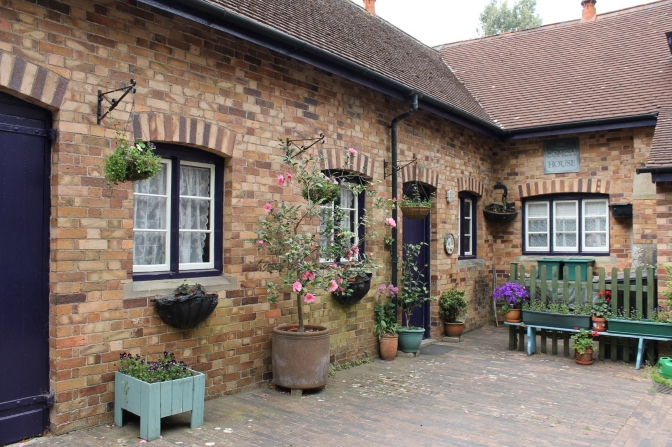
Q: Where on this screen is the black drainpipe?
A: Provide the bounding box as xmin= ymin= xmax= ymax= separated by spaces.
xmin=390 ymin=94 xmax=419 ymax=289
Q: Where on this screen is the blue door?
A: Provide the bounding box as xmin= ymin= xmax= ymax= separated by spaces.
xmin=0 ymin=92 xmax=52 ymax=445
xmin=402 ymin=183 xmax=432 ymax=338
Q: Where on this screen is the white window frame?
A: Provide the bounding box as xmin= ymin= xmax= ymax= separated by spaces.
xmin=133 ymin=159 xmax=172 ymax=273
xmin=525 ymin=201 xmax=550 ymax=252
xmin=462 ymin=197 xmax=473 ymax=256
xmin=553 ymin=200 xmax=578 ymax=252
xmin=179 ymin=161 xmax=216 ymax=271
xmin=319 ymin=183 xmax=360 ymax=263
xmin=582 ymin=199 xmax=609 ymax=253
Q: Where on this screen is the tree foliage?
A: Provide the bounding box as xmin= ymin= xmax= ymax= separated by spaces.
xmin=477 ymin=0 xmax=542 ymax=37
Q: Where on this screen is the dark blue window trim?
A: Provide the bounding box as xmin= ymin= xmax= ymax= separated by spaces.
xmin=133 ymin=144 xmax=224 ymax=282
xmin=522 ymin=193 xmax=609 ymax=256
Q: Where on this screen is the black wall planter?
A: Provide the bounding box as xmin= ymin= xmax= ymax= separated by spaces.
xmin=483 ymin=204 xmax=518 ymax=222
xmin=609 ymin=203 xmax=633 ymax=219
xmin=154 ymin=288 xmax=219 ymax=329
xmin=332 ymin=273 xmax=372 ymax=305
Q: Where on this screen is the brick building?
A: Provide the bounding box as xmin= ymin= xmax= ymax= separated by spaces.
xmin=1 ymin=0 xmax=671 ymax=441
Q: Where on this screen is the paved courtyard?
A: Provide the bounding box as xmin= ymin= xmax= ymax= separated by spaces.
xmin=11 ymin=326 xmax=672 ymax=447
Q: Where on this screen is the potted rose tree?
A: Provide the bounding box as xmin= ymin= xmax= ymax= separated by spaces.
xmin=255 ymin=140 xmax=392 ymax=392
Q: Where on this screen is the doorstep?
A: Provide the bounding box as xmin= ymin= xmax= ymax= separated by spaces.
xmin=396 ymin=338 xmax=437 ymax=358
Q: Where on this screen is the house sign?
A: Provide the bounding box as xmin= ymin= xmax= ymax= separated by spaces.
xmin=544 ymin=138 xmax=580 ymax=174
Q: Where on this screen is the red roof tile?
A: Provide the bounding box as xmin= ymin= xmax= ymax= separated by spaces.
xmin=438 ymin=0 xmax=672 ymax=131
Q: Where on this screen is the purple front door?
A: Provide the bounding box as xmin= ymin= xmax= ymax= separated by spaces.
xmin=0 ymin=92 xmax=52 ymax=445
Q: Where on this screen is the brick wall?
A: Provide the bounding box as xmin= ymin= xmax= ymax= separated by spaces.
xmin=0 ymin=0 xmax=498 ymax=434
xmin=491 ymin=128 xmax=655 ymax=281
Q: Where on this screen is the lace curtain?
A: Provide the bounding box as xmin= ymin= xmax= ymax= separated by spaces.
xmin=133 ymin=165 xmax=168 ymax=266
xmin=179 ymin=165 xmax=211 ymax=264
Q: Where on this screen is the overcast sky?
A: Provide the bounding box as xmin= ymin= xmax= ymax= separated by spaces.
xmin=352 ymin=0 xmax=660 ymax=46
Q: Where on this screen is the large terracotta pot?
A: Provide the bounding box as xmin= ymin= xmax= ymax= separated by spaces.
xmin=504 ymin=309 xmax=521 ymax=323
xmin=575 ymin=347 xmax=594 ymax=365
xmin=445 ymin=322 xmax=465 ymax=338
xmin=592 ymin=315 xmax=606 ymax=332
xmin=272 ymin=324 xmax=330 ymax=390
xmin=379 ymin=334 xmax=398 ymax=361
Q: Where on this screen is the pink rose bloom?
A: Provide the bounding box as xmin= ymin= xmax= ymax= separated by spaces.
xmin=348 ymin=148 xmax=357 ymax=155
xmin=351 ymin=244 xmax=359 ymax=254
xmin=287 ymin=173 xmax=292 ymax=181
xmin=257 ymin=240 xmax=267 ymax=248
xmin=277 ymin=174 xmax=286 ymax=186
xmin=329 ymin=263 xmax=338 ymax=269
xmin=378 ymin=284 xmax=387 ymax=293
xmin=327 ymin=280 xmax=339 ymax=293
xmin=304 ymin=293 xmax=316 ymax=304
xmin=333 ymin=179 xmax=339 ymax=184
xmin=337 ymin=287 xmax=345 ymax=293
xmin=336 ymin=277 xmax=343 ymax=284
xmin=387 ymin=285 xmax=398 ymax=296
xmin=264 ymin=203 xmax=273 ymax=213
xmin=293 ymin=281 xmax=302 ymax=292
xmin=392 ymin=197 xmax=397 ymax=202
xmin=302 ymin=271 xmax=316 ymax=281
xmin=385 ymin=217 xmax=397 ymax=228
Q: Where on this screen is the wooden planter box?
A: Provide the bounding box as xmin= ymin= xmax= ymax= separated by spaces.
xmin=114 ymin=371 xmax=205 ymax=441
xmin=522 ymin=310 xmax=592 ymax=330
xmin=606 ymin=319 xmax=672 ymax=337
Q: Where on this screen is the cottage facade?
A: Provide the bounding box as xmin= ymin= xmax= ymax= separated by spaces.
xmin=0 ymin=0 xmax=671 ymax=441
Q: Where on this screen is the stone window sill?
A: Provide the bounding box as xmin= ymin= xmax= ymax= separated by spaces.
xmin=123 ymin=276 xmax=238 ymax=299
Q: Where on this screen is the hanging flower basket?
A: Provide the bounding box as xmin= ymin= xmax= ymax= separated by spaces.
xmin=153 ymin=284 xmax=218 ymax=329
xmin=399 ymin=205 xmax=431 ymax=220
xmin=104 ymin=136 xmax=162 ymax=185
xmin=332 ymin=273 xmax=372 ymax=305
xmin=483 ymin=203 xmax=518 ymax=222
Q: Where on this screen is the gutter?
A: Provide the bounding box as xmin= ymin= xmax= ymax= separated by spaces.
xmin=390 ymin=95 xmax=419 ymax=290
xmin=138 ymin=0 xmax=659 ymax=142
xmin=137 ymin=0 xmax=502 ymax=136
xmin=636 ymin=166 xmax=672 ymax=174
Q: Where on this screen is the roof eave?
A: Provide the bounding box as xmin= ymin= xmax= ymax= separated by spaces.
xmin=138 ymin=0 xmax=503 ymax=138
xmin=504 ymin=114 xmax=658 ymax=140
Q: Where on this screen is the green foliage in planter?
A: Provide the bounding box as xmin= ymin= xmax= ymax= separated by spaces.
xmin=398 ymin=242 xmax=435 ymax=329
xmin=399 ymin=182 xmax=434 ymax=207
xmin=119 ymin=351 xmax=191 ymax=383
xmin=437 ymin=288 xmax=468 ymax=323
xmin=300 ymin=171 xmax=341 ymax=204
xmin=570 ymin=329 xmax=597 ymax=354
xmin=104 ymin=127 xmax=162 ymax=185
xmin=373 ymin=285 xmax=399 ymax=338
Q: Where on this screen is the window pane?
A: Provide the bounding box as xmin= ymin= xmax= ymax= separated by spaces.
xmin=340 ymin=187 xmax=355 ymax=209
xmin=134 ymin=196 xmax=167 ymax=230
xmin=586 ymin=233 xmax=607 ymax=248
xmin=556 ymin=233 xmax=577 ymax=248
xmin=529 ymin=219 xmax=547 ymax=232
xmin=179 ymin=232 xmax=209 ymax=263
xmin=180 ymin=165 xmax=211 ymax=197
xmin=555 ymin=202 xmax=576 ymax=217
xmin=528 ymin=203 xmax=547 ymax=217
xmin=134 ymin=232 xmax=166 ymax=265
xmin=463 ymin=236 xmax=471 ymax=253
xmin=180 ymin=198 xmax=210 ymax=230
xmin=585 ymin=201 xmax=606 ymax=215
xmin=135 ymin=164 xmax=167 ymax=195
xmin=529 ymin=234 xmax=548 ymax=247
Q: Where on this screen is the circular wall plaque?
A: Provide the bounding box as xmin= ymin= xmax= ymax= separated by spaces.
xmin=444 ymin=233 xmax=455 ymax=255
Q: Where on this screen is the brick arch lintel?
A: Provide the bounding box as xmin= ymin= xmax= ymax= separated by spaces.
xmin=400 ymin=163 xmax=439 ymax=189
xmin=316 ymin=147 xmax=376 ymax=179
xmin=0 ymin=51 xmax=69 ymax=110
xmin=457 ymin=177 xmax=484 ymax=197
xmin=517 ymin=178 xmax=611 ymax=199
xmin=133 ymin=113 xmax=237 ymax=158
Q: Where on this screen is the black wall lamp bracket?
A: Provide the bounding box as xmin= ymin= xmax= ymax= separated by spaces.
xmin=97 ymin=79 xmax=136 ymax=124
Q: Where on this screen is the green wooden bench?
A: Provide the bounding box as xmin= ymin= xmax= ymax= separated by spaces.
xmin=505 ymin=322 xmax=671 ymax=369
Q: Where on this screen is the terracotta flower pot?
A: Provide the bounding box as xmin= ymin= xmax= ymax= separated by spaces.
xmin=592 ymin=315 xmax=607 ymax=332
xmin=575 ymin=347 xmax=594 ymax=365
xmin=272 ymin=324 xmax=330 ymax=390
xmin=504 ymin=308 xmax=521 ymax=323
xmin=379 ymin=334 xmax=398 ymax=361
xmin=445 ymin=322 xmax=465 ymax=338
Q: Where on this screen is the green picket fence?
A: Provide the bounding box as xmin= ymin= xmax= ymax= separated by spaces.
xmin=507 ymin=262 xmax=658 ymax=363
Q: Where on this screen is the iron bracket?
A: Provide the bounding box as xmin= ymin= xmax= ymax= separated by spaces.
xmin=383 ymin=155 xmax=417 ymax=179
xmin=97 ymin=79 xmax=136 ymax=124
xmin=287 ymin=133 xmax=325 ymax=158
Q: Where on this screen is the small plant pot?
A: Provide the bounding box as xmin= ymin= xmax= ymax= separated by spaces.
xmin=504 ymin=309 xmax=522 ymax=323
xmin=379 ymin=334 xmax=398 ymax=361
xmin=592 ymin=315 xmax=607 ymax=332
xmin=575 ymin=347 xmax=594 ymax=365
xmin=399 ymin=205 xmax=430 ymax=220
xmin=444 ymin=322 xmax=465 ymax=338
xmin=332 ymin=274 xmax=372 ymax=305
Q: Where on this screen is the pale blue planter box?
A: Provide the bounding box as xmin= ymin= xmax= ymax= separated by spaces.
xmin=114 ymin=371 xmax=205 ymax=441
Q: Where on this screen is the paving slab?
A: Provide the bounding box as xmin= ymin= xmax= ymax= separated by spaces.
xmin=9 ymin=326 xmax=672 ymax=447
